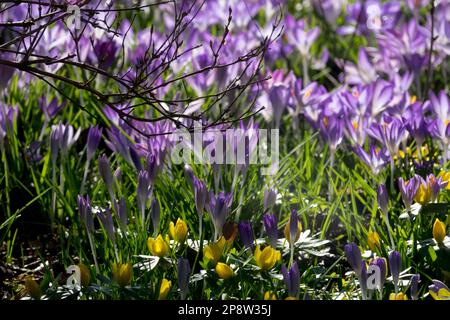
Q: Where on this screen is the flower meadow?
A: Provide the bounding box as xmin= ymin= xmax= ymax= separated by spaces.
xmin=1 ymin=0 xmax=450 ymax=302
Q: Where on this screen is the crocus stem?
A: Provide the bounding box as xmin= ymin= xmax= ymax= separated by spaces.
xmin=289 ymin=244 xmax=294 ymax=268
xmin=58 ymin=160 xmax=64 ymax=221
xmin=328 ymin=149 xmax=335 ymax=201
xmin=51 ymin=162 xmax=57 ymax=229
xmin=384 ymin=214 xmax=395 ymax=250
xmin=198 ymin=217 xmax=203 ymax=246
xmin=191 ymin=218 xmax=203 ymax=276
xmin=443 ymin=143 xmax=448 ymax=169
xmin=302 ymin=56 xmax=310 ymax=85
xmin=87 ymin=231 xmax=99 ymax=274
xmin=358 ymin=275 xmax=367 ymax=300
xmin=1 ymin=143 xmax=11 ymax=219
xmin=114 ymin=243 xmax=120 ymax=263
xmin=390 ymin=157 xmax=395 ymax=192
xmin=80 ymin=159 xmax=90 ymax=194
xmin=38 ymin=120 xmax=48 ymax=142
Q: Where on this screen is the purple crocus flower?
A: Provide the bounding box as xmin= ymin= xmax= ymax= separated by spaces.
xmin=263 ymin=187 xmax=277 ymax=212
xmin=319 ymin=115 xmax=344 ymax=153
xmin=428 ymin=90 xmax=450 ymax=159
xmin=360 ymin=262 xmax=368 ymax=300
xmin=86 ymin=126 xmax=102 ymax=163
xmin=353 ymin=144 xmax=389 ymax=176
xmin=60 ymin=123 xmax=81 ymax=157
xmin=238 ymin=221 xmax=254 ymax=249
xmin=344 ymin=243 xmax=364 ymax=277
xmin=0 ymin=52 xmax=15 ymax=88
xmin=114 ymin=197 xmax=128 ymax=233
xmin=77 ymin=194 xmax=94 ymax=233
xmin=263 ymin=214 xmax=278 ymax=248
xmin=93 ymin=39 xmax=118 ymax=70
xmin=0 ymin=104 xmax=18 ymax=147
xmin=98 ymin=208 xmax=115 ymax=244
xmin=193 ymin=177 xmax=208 ymax=218
xmin=369 ymin=257 xmax=387 ymax=292
xmin=268 ymin=83 xmax=290 ymax=128
xmin=337 ymin=1 xmax=400 ymax=36
xmin=150 ymin=198 xmax=160 ymax=235
xmin=281 ymin=262 xmax=300 ymax=298
xmin=429 ymin=280 xmax=450 ymax=299
xmin=137 ymin=170 xmax=151 ymax=222
xmin=406 ymin=0 xmax=429 ymax=13
xmin=398 ymin=176 xmax=420 ymax=210
xmin=50 ymin=125 xmax=63 ymax=165
xmin=184 ymin=164 xmax=194 ymax=189
xmin=285 ymin=16 xmax=320 ymax=58
xmin=389 ymin=251 xmax=402 ymax=293
xmin=369 ymin=115 xmax=407 ymax=157
xmin=39 ymin=96 xmax=66 ymax=121
xmin=344 ymin=48 xmax=378 ymax=85
xmin=177 ymin=258 xmax=191 ymax=300
xmin=146 ymin=154 xmax=160 ymax=184
xmin=403 ymin=102 xmax=428 ymax=148
xmin=426 ymin=174 xmax=448 ymax=202
xmin=376 ymin=183 xmax=389 ymax=216
xmin=410 ymin=274 xmax=420 ymax=300
xmin=205 ymin=191 xmax=233 ymax=240
xmin=98 ymin=154 xmax=115 ymax=202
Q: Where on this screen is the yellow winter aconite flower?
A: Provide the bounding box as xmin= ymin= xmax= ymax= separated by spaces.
xmin=263 ymin=291 xmax=277 ymax=300
xmin=368 ymin=231 xmax=381 ymax=251
xmin=254 ymin=245 xmax=281 ymax=271
xmin=433 ymin=218 xmax=446 ymax=245
xmin=169 ymin=218 xmax=188 ymax=242
xmin=158 ymin=279 xmax=171 ymax=300
xmin=285 ymin=296 xmax=298 ymax=300
xmin=78 ymin=263 xmax=91 ymax=287
xmin=215 ymin=262 xmax=234 ymax=279
xmin=430 ymin=288 xmax=450 ymax=300
xmin=414 ymin=183 xmax=432 ymax=205
xmin=284 ymin=220 xmax=302 ymax=243
xmin=147 ymin=234 xmax=170 ymax=257
xmin=24 ymin=277 xmax=41 ymax=300
xmin=112 ymin=263 xmax=132 ymax=287
xmin=438 ymin=171 xmax=450 ymax=190
xmin=204 ymin=237 xmax=227 ymax=265
xmin=389 ymin=293 xmax=408 ymax=300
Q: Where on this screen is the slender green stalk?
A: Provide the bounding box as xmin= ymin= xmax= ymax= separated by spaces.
xmin=383 ymin=214 xmax=395 ymax=250
xmin=87 ymin=231 xmax=99 ymax=273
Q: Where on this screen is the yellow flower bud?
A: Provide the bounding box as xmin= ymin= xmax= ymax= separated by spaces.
xmin=414 ymin=183 xmax=432 ymax=205
xmin=215 ymin=262 xmax=234 ymax=279
xmin=263 ymin=291 xmax=277 ymax=300
xmin=158 ymin=278 xmax=171 ymax=300
xmin=433 ymin=218 xmax=446 ymax=245
xmin=254 ymin=245 xmax=281 ymax=271
xmin=285 ymin=296 xmax=298 ymax=300
xmin=169 ymin=218 xmax=188 ymax=242
xmin=78 ymin=263 xmax=91 ymax=287
xmin=284 ymin=220 xmax=302 ymax=244
xmin=147 ymin=234 xmax=170 ymax=257
xmin=24 ymin=277 xmax=41 ymax=300
xmin=389 ymin=292 xmax=408 ymax=300
xmin=368 ymin=231 xmax=381 ymax=251
xmin=222 ymin=221 xmax=238 ymax=244
xmin=204 ymin=240 xmax=225 ymax=265
xmin=112 ymin=263 xmax=132 ymax=287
